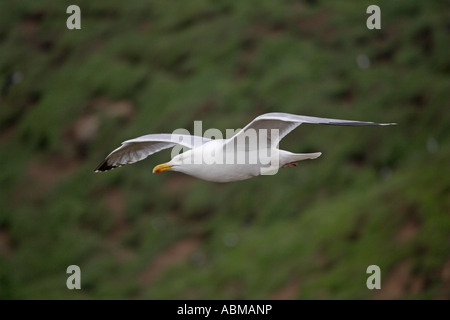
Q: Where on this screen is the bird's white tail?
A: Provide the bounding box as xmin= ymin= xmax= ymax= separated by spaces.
xmin=292 ymin=152 xmax=322 ymax=161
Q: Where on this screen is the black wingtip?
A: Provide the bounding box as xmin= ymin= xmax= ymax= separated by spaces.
xmin=94 ymin=160 xmax=116 ymax=173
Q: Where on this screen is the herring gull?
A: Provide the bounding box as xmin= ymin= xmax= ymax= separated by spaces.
xmin=95 ymin=113 xmax=395 ymax=182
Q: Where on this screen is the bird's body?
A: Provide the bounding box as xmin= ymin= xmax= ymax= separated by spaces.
xmin=164 ymin=139 xmax=321 ymax=182
xmin=95 ymin=112 xmax=395 ymax=182
xmin=170 ymin=139 xmax=260 ymax=182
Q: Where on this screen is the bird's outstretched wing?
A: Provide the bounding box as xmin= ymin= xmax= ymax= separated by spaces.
xmin=95 ymin=134 xmax=211 ymax=172
xmin=226 ymin=112 xmax=396 ymax=150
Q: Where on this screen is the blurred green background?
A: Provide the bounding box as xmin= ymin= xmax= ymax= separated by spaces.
xmin=0 ymin=0 xmax=449 ymax=299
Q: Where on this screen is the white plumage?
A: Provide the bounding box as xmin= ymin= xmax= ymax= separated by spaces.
xmin=95 ymin=112 xmax=395 ymax=182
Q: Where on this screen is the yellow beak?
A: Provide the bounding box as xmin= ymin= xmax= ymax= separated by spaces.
xmin=153 ymin=162 xmax=173 ymax=173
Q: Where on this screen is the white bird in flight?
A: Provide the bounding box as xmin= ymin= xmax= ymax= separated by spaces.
xmin=95 ymin=113 xmax=395 ymax=182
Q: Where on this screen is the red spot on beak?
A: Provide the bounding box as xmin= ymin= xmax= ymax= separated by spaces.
xmin=155 ymin=169 xmax=161 ymax=173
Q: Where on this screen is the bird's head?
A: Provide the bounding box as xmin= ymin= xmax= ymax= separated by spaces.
xmin=152 ymin=151 xmax=193 ymax=174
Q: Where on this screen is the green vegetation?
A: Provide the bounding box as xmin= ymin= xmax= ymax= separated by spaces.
xmin=0 ymin=0 xmax=448 ymax=299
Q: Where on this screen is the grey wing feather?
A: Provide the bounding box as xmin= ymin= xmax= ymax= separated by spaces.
xmin=226 ymin=112 xmax=396 ymax=150
xmin=95 ymin=134 xmax=211 ymax=172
